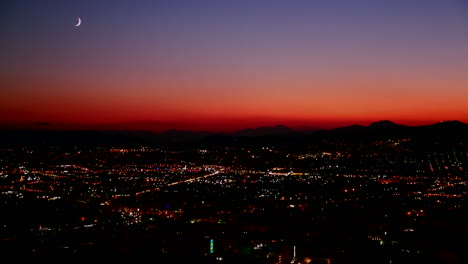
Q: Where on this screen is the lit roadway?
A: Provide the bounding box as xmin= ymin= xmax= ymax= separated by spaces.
xmin=167 ymin=170 xmax=221 ymax=186
xmin=134 ymin=170 xmax=222 ymax=196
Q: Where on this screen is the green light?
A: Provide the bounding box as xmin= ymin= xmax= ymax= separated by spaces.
xmin=210 ymin=239 xmax=214 ymax=253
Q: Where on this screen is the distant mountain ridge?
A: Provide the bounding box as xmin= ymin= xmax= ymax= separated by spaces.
xmin=232 ymin=125 xmax=296 ymax=137
xmin=368 ymin=120 xmax=409 ymax=129
xmin=0 ymin=120 xmax=467 ymax=145
xmin=316 ymin=120 xmax=411 ymax=137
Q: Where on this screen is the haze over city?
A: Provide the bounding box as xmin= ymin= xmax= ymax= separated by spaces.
xmin=2 ymin=0 xmax=468 ymax=132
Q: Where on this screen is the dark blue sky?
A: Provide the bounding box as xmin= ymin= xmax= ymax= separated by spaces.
xmin=2 ymin=0 xmax=468 ymax=131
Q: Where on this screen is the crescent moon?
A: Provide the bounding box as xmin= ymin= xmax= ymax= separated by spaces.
xmin=75 ymin=17 xmax=81 ymax=27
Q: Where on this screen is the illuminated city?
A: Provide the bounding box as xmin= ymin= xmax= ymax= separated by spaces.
xmin=2 ymin=1 xmax=468 ymax=263
xmin=0 ymin=122 xmax=467 ymax=263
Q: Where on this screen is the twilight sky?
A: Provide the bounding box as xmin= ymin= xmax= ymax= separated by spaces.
xmin=2 ymin=0 xmax=468 ymax=132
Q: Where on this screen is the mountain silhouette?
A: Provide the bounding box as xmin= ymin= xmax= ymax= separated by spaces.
xmin=157 ymin=129 xmax=220 ymax=142
xmin=1 ymin=120 xmax=467 ymax=146
xmin=368 ymin=120 xmax=409 ymax=129
xmin=232 ymin=125 xmax=296 ymax=137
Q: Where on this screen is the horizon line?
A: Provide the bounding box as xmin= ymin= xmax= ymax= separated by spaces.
xmin=0 ymin=119 xmax=465 ymax=133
